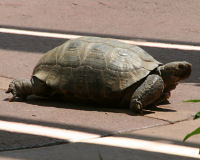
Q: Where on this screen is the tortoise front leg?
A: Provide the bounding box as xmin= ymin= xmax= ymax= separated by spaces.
xmin=129 ymin=74 xmax=164 ymax=113
xmin=155 ymin=83 xmax=178 ymax=104
xmin=154 ymin=92 xmax=170 ymax=104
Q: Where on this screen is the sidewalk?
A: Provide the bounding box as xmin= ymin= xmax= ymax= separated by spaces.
xmin=0 ymin=0 xmax=200 ymax=159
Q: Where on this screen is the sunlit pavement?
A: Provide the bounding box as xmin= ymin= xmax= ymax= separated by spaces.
xmin=0 ymin=0 xmax=200 ymax=159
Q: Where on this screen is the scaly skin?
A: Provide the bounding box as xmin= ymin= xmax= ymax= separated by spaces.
xmin=6 ymin=79 xmax=33 ymax=101
xmin=6 ymin=77 xmax=50 ymax=101
xmin=129 ymin=61 xmax=192 ymax=113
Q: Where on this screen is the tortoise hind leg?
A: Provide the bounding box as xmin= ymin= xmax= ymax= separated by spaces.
xmin=129 ymin=74 xmax=164 ymax=113
xmin=6 ymin=76 xmax=52 ymax=101
xmin=6 ymin=79 xmax=33 ymax=101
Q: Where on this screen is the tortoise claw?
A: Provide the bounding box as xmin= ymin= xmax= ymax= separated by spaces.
xmin=8 ymin=96 xmax=15 ymax=102
xmin=6 ymin=81 xmax=18 ymax=101
xmin=5 ymin=88 xmax=12 ymax=94
xmin=130 ymin=99 xmax=143 ymax=114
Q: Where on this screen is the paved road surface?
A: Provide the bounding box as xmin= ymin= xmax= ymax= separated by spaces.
xmin=0 ymin=0 xmax=200 ymax=159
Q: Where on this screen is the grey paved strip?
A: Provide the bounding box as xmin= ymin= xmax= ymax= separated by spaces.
xmin=1 ymin=28 xmax=200 ymax=51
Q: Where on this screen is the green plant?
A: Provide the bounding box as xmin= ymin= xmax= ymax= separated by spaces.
xmin=183 ymin=100 xmax=200 ymax=153
xmin=184 ymin=100 xmax=200 ymax=103
xmin=183 ymin=112 xmax=200 ymax=141
xmin=98 ymin=152 xmax=103 ymax=160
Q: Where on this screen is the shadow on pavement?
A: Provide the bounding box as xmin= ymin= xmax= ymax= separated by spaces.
xmin=3 ymin=96 xmax=176 ymax=116
xmin=194 ymin=83 xmax=200 ymax=87
xmin=0 ymin=130 xmax=65 ymax=152
xmin=0 ymin=141 xmax=198 ymax=160
xmin=0 ymin=32 xmax=66 ymax=53
xmin=0 ymin=115 xmax=198 ymax=160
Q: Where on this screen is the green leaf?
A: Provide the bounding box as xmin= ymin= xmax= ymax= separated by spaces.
xmin=194 ymin=112 xmax=200 ymax=120
xmin=98 ymin=153 xmax=103 ymax=160
xmin=183 ymin=127 xmax=200 ymax=141
xmin=184 ymin=99 xmax=200 ymax=103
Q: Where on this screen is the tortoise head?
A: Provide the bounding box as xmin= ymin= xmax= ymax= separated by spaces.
xmin=158 ymin=61 xmax=192 ymax=84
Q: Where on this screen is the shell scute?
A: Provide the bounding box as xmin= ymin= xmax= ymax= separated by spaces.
xmin=33 ymin=37 xmax=161 ymax=93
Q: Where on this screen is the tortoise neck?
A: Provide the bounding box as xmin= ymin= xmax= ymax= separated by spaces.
xmin=157 ymin=66 xmax=173 ymax=85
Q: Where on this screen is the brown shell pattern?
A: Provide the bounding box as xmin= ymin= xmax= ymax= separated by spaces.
xmin=33 ymin=37 xmax=161 ymax=98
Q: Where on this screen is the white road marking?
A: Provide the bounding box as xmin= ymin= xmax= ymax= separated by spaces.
xmin=1 ymin=27 xmax=200 ymax=51
xmin=0 ymin=120 xmax=199 ymax=158
xmin=0 ymin=120 xmax=100 ymax=142
xmin=0 ymin=28 xmax=80 ymax=39
xmin=83 ymin=136 xmax=200 ymax=158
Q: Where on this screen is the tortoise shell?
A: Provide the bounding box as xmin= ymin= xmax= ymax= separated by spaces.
xmin=32 ymin=37 xmax=161 ymax=99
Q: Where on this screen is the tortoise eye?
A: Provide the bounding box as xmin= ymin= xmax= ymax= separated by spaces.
xmin=178 ymin=64 xmax=184 ymax=69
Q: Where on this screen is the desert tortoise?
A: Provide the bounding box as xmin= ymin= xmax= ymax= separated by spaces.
xmin=6 ymin=36 xmax=192 ymax=113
